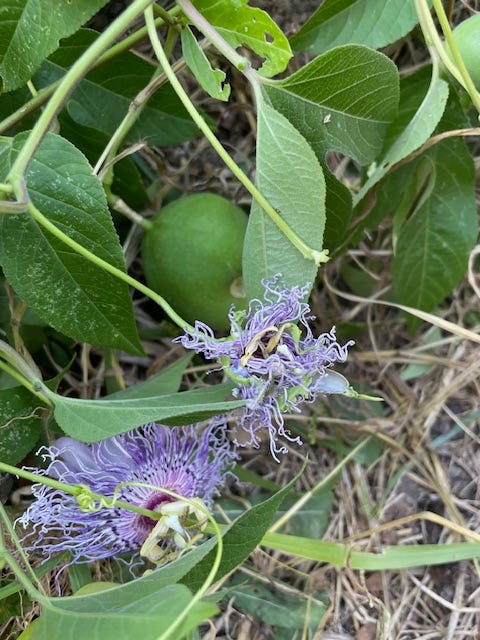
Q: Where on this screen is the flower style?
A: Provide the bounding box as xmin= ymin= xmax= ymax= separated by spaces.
xmin=175 ymin=277 xmax=354 ymax=461
xmin=18 ymin=421 xmax=235 ymax=565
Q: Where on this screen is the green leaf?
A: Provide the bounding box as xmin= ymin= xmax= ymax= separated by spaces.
xmin=221 ymin=491 xmax=333 ymax=539
xmin=290 ymin=0 xmax=425 ymax=54
xmin=193 ymin=0 xmax=292 ymax=77
xmin=180 ymin=465 xmax=304 ymax=592
xmin=0 ymin=386 xmax=42 ymax=465
xmin=353 ymin=65 xmax=448 ymax=205
xmin=46 ymin=382 xmax=244 ymax=441
xmin=181 ymin=27 xmax=230 ymax=101
xmin=264 ymin=532 xmax=480 ymax=570
xmin=57 ymin=109 xmax=150 ymax=211
xmin=323 ymin=170 xmax=352 ymax=251
xmin=106 ymin=355 xmax=193 ymax=400
xmin=34 ymin=30 xmax=201 ymax=147
xmin=230 ymin=582 xmax=328 ymax=631
xmin=0 ymin=132 xmax=143 ymax=355
xmin=34 ymin=584 xmax=216 ymax=640
xmin=266 ymin=45 xmax=399 ymax=166
xmin=0 ymin=0 xmax=108 ymax=93
xmin=242 ymin=97 xmax=325 ymax=299
xmin=392 ymin=136 xmax=477 ymax=314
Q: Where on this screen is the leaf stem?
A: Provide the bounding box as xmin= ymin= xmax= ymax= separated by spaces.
xmin=26 ymin=202 xmax=194 ymax=330
xmin=0 ymin=358 xmax=50 ymax=405
xmin=0 ymin=339 xmax=52 ymax=404
xmin=146 ymin=5 xmax=322 ymax=265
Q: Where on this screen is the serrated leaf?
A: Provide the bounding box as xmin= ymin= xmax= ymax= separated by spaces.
xmin=266 ymin=45 xmax=399 ymax=166
xmin=0 ymin=132 xmax=143 ymax=355
xmin=34 ymin=584 xmax=216 ymax=640
xmin=46 ymin=382 xmax=244 ymax=441
xmin=393 ymin=136 xmax=477 ymax=314
xmin=291 ymin=0 xmax=426 ymax=54
xmin=243 ymin=97 xmax=325 ymax=299
xmin=33 ymin=30 xmax=200 ymax=147
xmin=192 ymin=0 xmax=292 ymax=77
xmin=181 ymin=27 xmax=230 ymax=101
xmin=0 ymin=0 xmax=108 ymax=92
xmin=0 ymin=386 xmax=42 ymax=465
xmin=180 ymin=465 xmax=304 ymax=592
xmin=354 ymin=65 xmax=448 ymax=205
xmin=221 ymin=491 xmax=333 ymax=539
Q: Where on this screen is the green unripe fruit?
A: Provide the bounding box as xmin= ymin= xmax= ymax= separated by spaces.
xmin=449 ymin=14 xmax=480 ymax=88
xmin=142 ymin=193 xmax=248 ymax=331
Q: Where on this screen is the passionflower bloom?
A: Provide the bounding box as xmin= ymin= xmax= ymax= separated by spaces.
xmin=18 ymin=421 xmax=235 ymax=565
xmin=175 ymin=277 xmax=354 ymax=461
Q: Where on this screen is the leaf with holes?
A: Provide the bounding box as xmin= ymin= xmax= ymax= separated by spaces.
xmin=193 ymin=0 xmax=292 ymax=77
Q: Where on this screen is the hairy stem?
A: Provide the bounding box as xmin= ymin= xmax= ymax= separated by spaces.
xmin=146 ymin=5 xmax=321 ymax=264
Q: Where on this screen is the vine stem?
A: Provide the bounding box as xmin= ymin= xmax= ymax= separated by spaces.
xmin=27 ymin=202 xmax=194 ymax=331
xmin=145 ymin=5 xmax=322 ymax=265
xmin=0 ymin=461 xmax=162 ymax=521
xmin=430 ymin=0 xmax=480 ymax=115
xmin=415 ymin=0 xmax=480 ymax=115
xmin=0 ymin=338 xmax=52 ymax=403
xmin=5 ymin=0 xmax=156 ymax=197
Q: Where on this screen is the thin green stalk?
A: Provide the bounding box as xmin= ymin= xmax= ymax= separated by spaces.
xmin=0 ymin=462 xmax=161 ymax=521
xmin=95 ymin=56 xmax=188 ymax=183
xmin=0 ymin=339 xmax=51 ymax=403
xmin=0 ymin=358 xmax=50 ymax=405
xmin=431 ymin=0 xmax=480 ymax=114
xmin=0 ymin=551 xmax=65 ymax=601
xmin=414 ymin=0 xmax=463 ymax=83
xmin=145 ymin=6 xmax=322 ymax=265
xmin=27 ymin=202 xmax=193 ymax=330
xmin=0 ymin=547 xmax=45 ymax=601
xmin=0 ymin=502 xmax=47 ymax=596
xmin=6 ymin=0 xmax=156 ymax=197
xmin=415 ymin=0 xmax=480 ymax=115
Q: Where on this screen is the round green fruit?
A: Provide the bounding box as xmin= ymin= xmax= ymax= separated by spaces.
xmin=450 ymin=14 xmax=480 ymax=88
xmin=142 ymin=193 xmax=248 ymax=331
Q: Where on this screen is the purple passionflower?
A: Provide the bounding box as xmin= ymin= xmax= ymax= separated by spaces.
xmin=175 ymin=277 xmax=354 ymax=461
xmin=18 ymin=421 xmax=235 ymax=565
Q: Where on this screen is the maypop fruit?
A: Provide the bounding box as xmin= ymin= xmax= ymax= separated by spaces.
xmin=142 ymin=193 xmax=248 ymax=331
xmin=448 ymin=14 xmax=480 ymax=88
